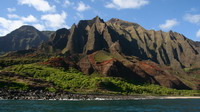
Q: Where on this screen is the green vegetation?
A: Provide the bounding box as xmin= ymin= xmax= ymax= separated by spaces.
xmin=0 ymin=59 xmax=41 ymax=68
xmin=0 ymin=81 xmax=29 ymax=91
xmin=2 ymin=63 xmax=200 ymax=96
xmin=46 ymin=87 xmax=57 ymax=92
xmin=183 ymin=67 xmax=200 ymax=80
xmin=94 ymin=51 xmax=113 ymax=63
xmin=184 ymin=67 xmax=200 ymax=73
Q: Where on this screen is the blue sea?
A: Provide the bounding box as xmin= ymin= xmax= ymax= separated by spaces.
xmin=0 ymin=99 xmax=200 ymax=112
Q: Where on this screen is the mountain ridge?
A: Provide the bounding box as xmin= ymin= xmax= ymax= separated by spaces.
xmin=38 ymin=17 xmax=200 ymax=69
xmin=0 ymin=25 xmax=49 ymax=53
xmin=1 ymin=16 xmax=200 ymax=69
xmin=1 ymin=16 xmax=200 ymax=90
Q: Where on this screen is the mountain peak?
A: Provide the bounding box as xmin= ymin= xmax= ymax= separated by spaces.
xmin=108 ymin=18 xmax=121 ymax=22
xmin=77 ymin=16 xmax=105 ymax=28
xmin=11 ymin=25 xmax=40 ymax=34
xmin=0 ymin=25 xmax=48 ymax=52
xmin=6 ymin=25 xmax=40 ymax=37
xmin=19 ymin=25 xmax=37 ymax=30
xmin=107 ymin=18 xmax=140 ymax=28
xmin=92 ymin=16 xmax=104 ymax=23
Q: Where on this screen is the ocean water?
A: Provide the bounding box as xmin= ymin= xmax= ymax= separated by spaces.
xmin=0 ymin=99 xmax=200 ymax=112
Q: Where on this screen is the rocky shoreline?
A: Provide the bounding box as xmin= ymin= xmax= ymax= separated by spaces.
xmin=1 ymin=89 xmax=200 ymax=100
xmin=0 ymin=89 xmax=155 ymax=100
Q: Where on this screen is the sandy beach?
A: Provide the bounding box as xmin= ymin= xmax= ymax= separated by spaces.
xmin=158 ymin=96 xmax=200 ymax=99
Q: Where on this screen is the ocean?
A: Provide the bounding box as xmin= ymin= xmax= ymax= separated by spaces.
xmin=0 ymin=99 xmax=200 ymax=112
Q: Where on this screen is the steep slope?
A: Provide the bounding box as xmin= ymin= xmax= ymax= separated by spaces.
xmin=40 ymin=28 xmax=70 ymax=53
xmin=0 ymin=25 xmax=49 ymax=52
xmin=106 ymin=18 xmax=200 ymax=69
xmin=78 ymin=51 xmax=190 ymax=89
xmin=2 ymin=16 xmax=200 ymax=92
xmin=42 ymin=16 xmax=200 ymax=69
xmin=41 ymin=31 xmax=55 ymax=38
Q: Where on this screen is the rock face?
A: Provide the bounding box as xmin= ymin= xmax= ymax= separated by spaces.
xmin=40 ymin=28 xmax=70 ymax=53
xmin=0 ymin=16 xmax=198 ymax=90
xmin=78 ymin=51 xmax=190 ymax=90
xmin=41 ymin=57 xmax=79 ymax=70
xmin=132 ymin=61 xmax=190 ymax=89
xmin=0 ymin=25 xmax=49 ymax=52
xmin=42 ymin=16 xmax=200 ymax=69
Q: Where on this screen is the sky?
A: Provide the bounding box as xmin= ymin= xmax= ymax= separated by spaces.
xmin=0 ymin=0 xmax=200 ymax=41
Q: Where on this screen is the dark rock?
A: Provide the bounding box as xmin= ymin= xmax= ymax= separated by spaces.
xmin=41 ymin=57 xmax=79 ymax=70
xmin=41 ymin=16 xmax=200 ymax=69
xmin=78 ymin=51 xmax=190 ymax=89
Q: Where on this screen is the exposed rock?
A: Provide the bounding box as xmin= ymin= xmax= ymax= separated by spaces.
xmin=78 ymin=51 xmax=190 ymax=89
xmin=41 ymin=57 xmax=79 ymax=70
xmin=0 ymin=16 xmax=198 ymax=90
xmin=41 ymin=31 xmax=55 ymax=37
xmin=39 ymin=28 xmax=69 ymax=53
xmin=41 ymin=17 xmax=200 ymax=69
xmin=78 ymin=55 xmax=95 ymax=75
xmin=132 ymin=61 xmax=191 ymax=89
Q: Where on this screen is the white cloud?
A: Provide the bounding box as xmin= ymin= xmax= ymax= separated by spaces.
xmin=64 ymin=0 xmax=71 ymax=6
xmin=21 ymin=15 xmax=37 ymax=23
xmin=0 ymin=14 xmax=38 ymax=36
xmin=18 ymin=0 xmax=56 ymax=12
xmin=7 ymin=8 xmax=16 ymax=12
xmin=7 ymin=14 xmax=20 ymax=19
xmin=33 ymin=24 xmax=45 ymax=31
xmin=62 ymin=0 xmax=74 ymax=8
xmin=196 ymin=29 xmax=200 ymax=38
xmin=159 ymin=19 xmax=178 ymax=30
xmin=184 ymin=13 xmax=200 ymax=25
xmin=0 ymin=17 xmax=24 ymax=36
xmin=105 ymin=0 xmax=149 ymax=10
xmin=41 ymin=11 xmax=68 ymax=29
xmin=7 ymin=14 xmax=37 ymax=23
xmin=76 ymin=1 xmax=90 ymax=12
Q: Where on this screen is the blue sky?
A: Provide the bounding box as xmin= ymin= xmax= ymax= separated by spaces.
xmin=0 ymin=0 xmax=200 ymax=41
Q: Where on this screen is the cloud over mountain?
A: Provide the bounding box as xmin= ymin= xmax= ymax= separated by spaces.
xmin=159 ymin=19 xmax=178 ymax=30
xmin=196 ymin=29 xmax=200 ymax=38
xmin=18 ymin=0 xmax=56 ymax=12
xmin=184 ymin=13 xmax=200 ymax=25
xmin=105 ymin=0 xmax=149 ymax=9
xmin=41 ymin=11 xmax=68 ymax=29
xmin=76 ymin=1 xmax=91 ymax=12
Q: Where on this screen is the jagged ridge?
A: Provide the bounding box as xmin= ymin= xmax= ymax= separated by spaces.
xmin=41 ymin=16 xmax=200 ymax=69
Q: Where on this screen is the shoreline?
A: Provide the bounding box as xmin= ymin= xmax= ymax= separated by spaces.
xmin=158 ymin=96 xmax=200 ymax=99
xmin=1 ymin=96 xmax=200 ymax=101
xmin=1 ymin=89 xmax=200 ymax=100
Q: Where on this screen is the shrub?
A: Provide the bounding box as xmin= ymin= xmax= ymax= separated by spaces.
xmin=2 ymin=64 xmax=200 ymax=96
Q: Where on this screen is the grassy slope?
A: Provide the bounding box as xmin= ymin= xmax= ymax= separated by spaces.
xmin=1 ymin=63 xmax=200 ymax=96
xmin=94 ymin=51 xmax=113 ymax=63
xmin=167 ymin=67 xmax=200 ymax=89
